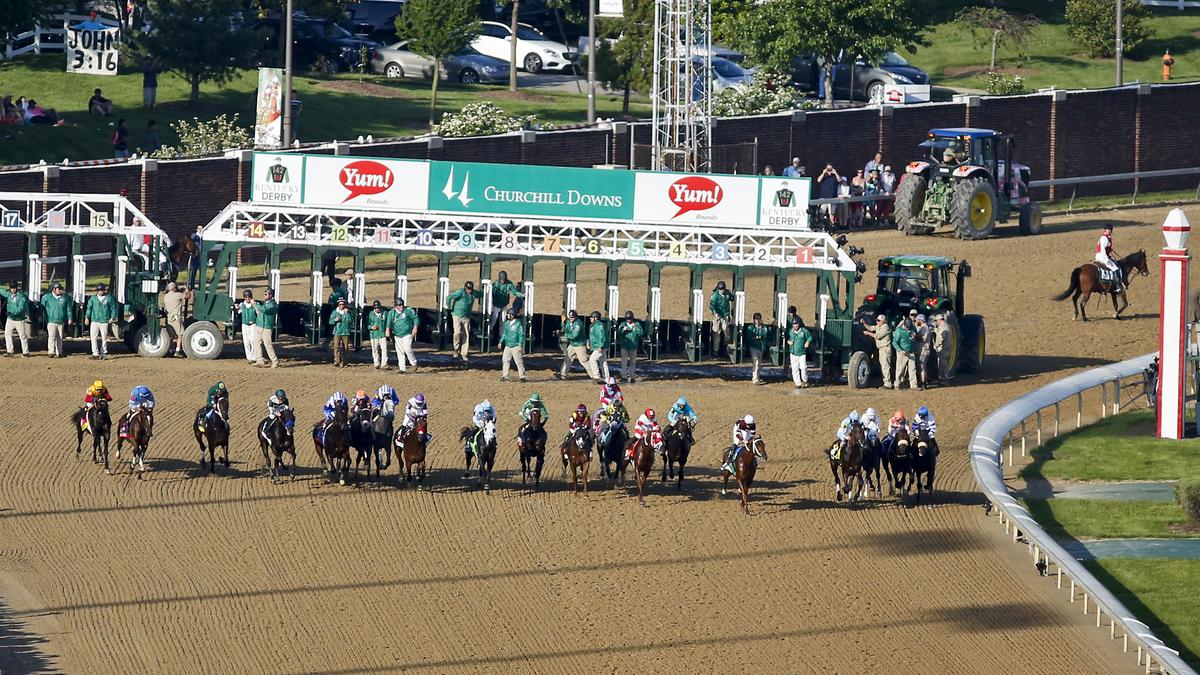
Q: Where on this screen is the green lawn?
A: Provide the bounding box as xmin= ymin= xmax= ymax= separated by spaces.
xmin=0 ymin=54 xmax=647 ymax=166
xmin=903 ymin=1 xmax=1200 ymax=91
xmin=1084 ymin=558 xmax=1200 ymax=669
xmin=1024 ymin=498 xmax=1192 ymax=539
xmin=1020 ymin=409 xmax=1200 ymax=483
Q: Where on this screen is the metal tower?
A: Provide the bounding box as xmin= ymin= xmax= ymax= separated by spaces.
xmin=650 ymin=0 xmax=712 ymax=172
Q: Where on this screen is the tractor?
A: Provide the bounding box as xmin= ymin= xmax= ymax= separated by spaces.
xmin=893 ymin=128 xmax=1042 ymax=240
xmin=847 ymin=255 xmax=985 ymax=389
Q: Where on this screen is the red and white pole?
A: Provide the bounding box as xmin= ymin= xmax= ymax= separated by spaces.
xmin=1157 ymin=208 xmax=1191 ymax=439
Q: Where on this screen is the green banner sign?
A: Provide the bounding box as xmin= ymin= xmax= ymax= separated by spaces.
xmin=427 ymin=160 xmax=634 ymax=221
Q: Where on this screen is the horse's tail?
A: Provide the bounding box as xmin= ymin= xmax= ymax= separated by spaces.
xmin=1052 ymin=267 xmax=1081 ymax=301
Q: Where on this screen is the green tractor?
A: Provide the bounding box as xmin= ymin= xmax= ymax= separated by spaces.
xmin=894 ymin=128 xmax=1042 ymax=240
xmin=847 ymin=255 xmax=986 ymax=389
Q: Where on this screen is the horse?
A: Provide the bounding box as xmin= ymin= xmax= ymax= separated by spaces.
xmin=1052 ymin=250 xmax=1149 ymax=321
xmin=349 ymin=405 xmax=379 ymax=477
xmin=460 ymin=419 xmax=497 ymax=490
xmin=313 ymin=401 xmax=351 ymax=485
xmin=394 ymin=416 xmax=428 ymax=488
xmin=560 ymin=425 xmax=593 ymax=496
xmin=117 ymin=408 xmax=153 ymax=477
xmin=627 ymin=434 xmax=657 ymax=506
xmin=73 ymin=400 xmax=112 ymax=472
xmin=911 ymin=427 xmax=939 ymax=504
xmin=596 ymin=417 xmax=628 ymax=483
xmin=167 ymin=235 xmax=200 ymax=284
xmin=861 ymin=430 xmax=884 ymax=498
xmin=829 ymin=424 xmax=866 ymax=502
xmin=370 ymin=409 xmax=394 ymax=475
xmin=722 ymin=437 xmax=768 ymax=515
xmin=258 ymin=408 xmax=297 ymax=484
xmin=193 ymin=394 xmax=231 ymax=473
xmin=889 ymin=426 xmax=914 ymax=497
xmin=518 ymin=410 xmax=547 ymax=489
xmin=661 ymin=418 xmax=694 ymax=489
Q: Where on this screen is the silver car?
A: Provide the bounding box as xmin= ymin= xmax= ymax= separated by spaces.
xmin=370 ymin=41 xmax=510 ymax=84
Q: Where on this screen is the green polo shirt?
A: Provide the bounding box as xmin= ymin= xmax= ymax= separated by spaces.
xmin=367 ymin=310 xmax=388 ymax=339
xmin=329 ymin=307 xmax=353 ymax=336
xmin=40 ymin=292 xmax=73 ymax=324
xmin=561 ymin=317 xmax=586 ymax=346
xmin=491 ymin=280 xmax=523 ymax=310
xmin=892 ymin=324 xmax=914 ymax=354
xmin=257 ymin=299 xmax=278 ymax=331
xmin=787 ymin=325 xmax=812 ymax=356
xmin=588 ymin=320 xmax=608 ymax=350
xmin=499 ymin=317 xmax=524 ymax=348
xmin=328 ymin=286 xmax=349 ymax=306
xmin=446 ymin=288 xmax=482 ymax=318
xmin=388 ymin=306 xmax=419 ymax=335
xmin=617 ymin=320 xmax=643 ymax=350
xmin=85 ymin=294 xmax=117 ymax=322
xmin=744 ymin=323 xmax=770 ymax=352
xmin=709 ymin=290 xmax=731 ymax=319
xmin=0 ymin=289 xmax=29 ymax=320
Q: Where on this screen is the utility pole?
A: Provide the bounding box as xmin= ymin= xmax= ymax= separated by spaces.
xmin=1115 ymin=0 xmax=1124 ymax=86
xmin=282 ymin=0 xmax=294 ymax=147
xmin=587 ymin=0 xmax=596 ymax=124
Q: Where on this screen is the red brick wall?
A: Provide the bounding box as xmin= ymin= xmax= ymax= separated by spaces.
xmin=155 ymin=158 xmax=240 ymax=240
xmin=1056 ymin=89 xmax=1138 ymax=197
xmin=1138 ymin=84 xmax=1199 ymax=193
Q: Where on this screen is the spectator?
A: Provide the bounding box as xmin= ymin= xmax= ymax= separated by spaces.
xmin=881 ymin=165 xmax=896 ymax=193
xmin=24 ymin=99 xmax=60 ymax=126
xmin=88 ymin=88 xmax=113 ymax=116
xmin=783 ymin=158 xmax=804 ymax=177
xmin=761 ymin=165 xmax=775 ymax=176
xmin=865 ymin=151 xmax=884 ymax=175
xmin=1 ymin=95 xmax=20 ymax=124
xmin=816 ymin=164 xmax=840 ymax=222
xmin=933 ymin=314 xmax=952 ymax=386
xmin=112 ymin=119 xmax=130 ymax=159
xmin=864 ymin=169 xmax=883 ymax=222
xmin=142 ymin=57 xmax=160 ymax=109
xmin=143 ymin=120 xmax=161 ymax=154
xmin=836 ymin=176 xmax=852 ymax=228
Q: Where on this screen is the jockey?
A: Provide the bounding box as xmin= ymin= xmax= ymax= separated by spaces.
xmin=1095 ymin=224 xmax=1125 ymax=290
xmin=628 ymin=408 xmax=663 ymax=460
xmin=517 ymin=393 xmax=549 ymax=451
xmin=722 ymin=414 xmax=757 ymax=473
xmin=565 ymin=403 xmax=591 ymax=457
xmin=123 ymin=385 xmax=155 ymax=437
xmin=911 ymin=405 xmax=937 ymax=438
xmin=666 ymin=396 xmax=698 ymax=428
xmin=473 ymin=399 xmax=496 ymax=429
xmin=323 ymin=391 xmax=347 ymax=420
xmin=203 ymin=381 xmax=228 ymax=418
xmin=862 ymin=407 xmax=882 ymax=444
xmin=832 ymin=410 xmax=860 ymax=460
xmin=599 ymin=376 xmax=623 ymax=409
xmin=373 ymin=384 xmax=399 ymax=418
xmin=592 ymin=398 xmax=627 ymax=444
xmin=84 ymin=379 xmax=112 ymax=409
xmin=400 ymin=393 xmax=430 ymax=442
xmin=267 ymin=389 xmax=290 ymax=419
xmin=350 ymin=388 xmax=373 ymax=415
xmin=888 ymin=409 xmax=908 ymax=435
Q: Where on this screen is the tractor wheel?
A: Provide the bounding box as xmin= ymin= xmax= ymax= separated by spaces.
xmin=959 ymin=314 xmax=985 ymax=374
xmin=951 ymin=177 xmax=997 ymax=240
xmin=183 ymin=321 xmax=224 ymax=360
xmin=848 ymin=350 xmax=872 ymax=390
xmin=894 ymin=174 xmax=928 ymax=235
xmin=1018 ymin=201 xmax=1043 ymax=236
xmin=135 ymin=326 xmax=171 ymax=358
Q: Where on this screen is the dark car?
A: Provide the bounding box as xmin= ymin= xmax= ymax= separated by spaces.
xmin=484 ymin=0 xmax=581 ymax=40
xmin=258 ymin=16 xmax=382 ymax=73
xmin=345 ymin=0 xmax=405 ymax=42
xmin=792 ymin=52 xmax=930 ymax=103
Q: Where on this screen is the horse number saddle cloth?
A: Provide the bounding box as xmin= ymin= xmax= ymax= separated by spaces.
xmin=1097 ymin=267 xmax=1122 ymax=288
xmin=119 ymin=416 xmax=131 ymax=440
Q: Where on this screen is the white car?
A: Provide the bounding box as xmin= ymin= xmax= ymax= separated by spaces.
xmin=471 ymin=21 xmax=577 ymax=74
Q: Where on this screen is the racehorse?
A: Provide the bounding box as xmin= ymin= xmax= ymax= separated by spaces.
xmin=911 ymin=427 xmax=939 ymax=504
xmin=167 ymin=235 xmax=200 ymax=284
xmin=889 ymin=426 xmax=914 ymax=497
xmin=627 ymin=434 xmax=657 ymax=506
xmin=73 ymin=400 xmax=112 ymax=471
xmin=258 ymin=408 xmax=297 ymax=484
xmin=722 ymin=436 xmax=768 ymax=515
xmin=596 ymin=417 xmax=628 ymax=483
xmin=560 ymin=425 xmax=593 ymax=496
xmin=518 ymin=410 xmax=547 ymax=489
xmin=193 ymin=394 xmax=231 ymax=473
xmin=661 ymin=418 xmax=694 ymax=489
xmin=1053 ymin=250 xmax=1149 ymax=321
xmin=349 ymin=405 xmax=379 ymax=477
xmin=370 ymin=409 xmax=394 ymax=475
xmin=394 ymin=416 xmax=428 ymax=488
xmin=117 ymin=408 xmax=153 ymax=477
xmin=460 ymin=419 xmax=497 ymax=490
xmin=829 ymin=423 xmax=866 ymax=502
xmin=861 ymin=430 xmax=884 ymax=498
xmin=313 ymin=401 xmax=351 ymax=485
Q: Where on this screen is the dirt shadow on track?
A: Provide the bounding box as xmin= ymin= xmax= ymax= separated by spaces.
xmin=0 ymin=596 xmax=56 ymax=675
xmin=971 ymin=354 xmax=1112 ymax=385
xmin=927 ymin=601 xmax=1067 ymax=632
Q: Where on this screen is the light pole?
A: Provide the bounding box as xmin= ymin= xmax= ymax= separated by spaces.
xmin=1115 ymin=0 xmax=1124 ymax=86
xmin=587 ymin=0 xmax=596 ymax=124
xmin=282 ymin=0 xmax=294 ymax=147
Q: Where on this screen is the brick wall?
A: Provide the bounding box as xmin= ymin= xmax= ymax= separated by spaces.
xmin=1138 ymin=84 xmax=1200 ymax=193
xmin=1056 ymin=89 xmax=1139 ymax=197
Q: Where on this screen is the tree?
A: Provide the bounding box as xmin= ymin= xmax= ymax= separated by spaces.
xmin=590 ymin=0 xmax=654 ymax=116
xmin=955 ymin=6 xmax=1040 ymax=71
xmin=135 ymin=0 xmax=263 ymax=103
xmin=396 ymin=0 xmax=481 ymax=126
xmin=1066 ymin=0 xmax=1155 ymax=59
xmin=0 ymin=0 xmax=51 ymax=42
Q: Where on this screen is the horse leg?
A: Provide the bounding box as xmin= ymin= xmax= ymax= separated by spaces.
xmin=582 ymin=460 xmax=589 ymax=497
xmin=722 ymin=470 xmax=729 ymax=496
xmin=677 ymin=459 xmax=684 ymax=490
xmin=1079 ymin=291 xmax=1090 ymax=321
xmin=635 ymin=467 xmax=645 ymax=506
xmin=831 ymin=461 xmax=843 ymax=501
xmin=571 ymin=463 xmax=579 ymax=495
xmin=101 ymin=434 xmax=110 ymax=474
xmin=739 ymin=476 xmax=750 ymax=515
xmin=464 ymin=449 xmax=473 ymax=480
xmin=660 ymin=454 xmax=668 ymax=483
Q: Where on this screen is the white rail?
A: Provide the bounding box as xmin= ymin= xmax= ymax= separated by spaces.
xmin=2 ymin=13 xmax=120 ymax=59
xmin=969 ymin=352 xmax=1196 ymax=675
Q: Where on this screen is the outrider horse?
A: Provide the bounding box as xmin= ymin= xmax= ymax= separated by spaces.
xmin=73 ymin=399 xmax=112 ymax=471
xmin=911 ymin=427 xmax=939 ymax=504
xmin=118 ymin=408 xmax=153 ymax=477
xmin=258 ymin=408 xmax=297 ymax=484
xmin=722 ymin=437 xmax=768 ymax=515
xmin=167 ymin=236 xmax=200 ymax=285
xmin=460 ymin=419 xmax=497 ymax=490
xmin=193 ymin=393 xmax=231 ymax=473
xmin=596 ymin=416 xmax=628 ymax=482
xmin=627 ymin=434 xmax=657 ymax=506
xmin=560 ymin=425 xmax=593 ymax=496
xmin=1053 ymin=250 xmax=1149 ymax=321
xmin=395 ymin=417 xmax=428 ymax=488
xmin=830 ymin=423 xmax=866 ymax=502
xmin=518 ymin=410 xmax=547 ymax=489
xmin=313 ymin=401 xmax=351 ymax=485
xmin=889 ymin=426 xmax=914 ymax=497
xmin=661 ymin=418 xmax=694 ymax=489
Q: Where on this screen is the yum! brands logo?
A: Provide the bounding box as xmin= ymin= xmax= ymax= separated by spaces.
xmin=339 ymin=160 xmax=394 ymax=203
xmin=668 ymin=176 xmax=723 ymax=218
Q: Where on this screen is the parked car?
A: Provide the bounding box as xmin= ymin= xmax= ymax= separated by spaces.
xmin=257 ymin=16 xmax=382 ymax=73
xmin=578 ymin=34 xmax=743 ymax=64
xmin=792 ymin=51 xmax=930 ymax=103
xmin=370 ymin=41 xmax=510 ymax=84
xmin=697 ymin=56 xmax=754 ymax=94
xmin=483 ymin=0 xmax=579 ymax=38
xmin=471 ymin=21 xmax=577 ymax=74
xmin=346 ymin=0 xmax=405 ymax=42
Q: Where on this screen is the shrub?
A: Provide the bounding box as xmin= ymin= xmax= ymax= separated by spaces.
xmin=1066 ymin=0 xmax=1155 ymax=59
xmin=150 ymin=114 xmax=252 ymax=159
xmin=1177 ymin=479 xmax=1200 ymax=524
xmin=711 ymin=72 xmax=798 ymax=117
xmin=431 ymin=101 xmax=544 ymax=138
xmin=986 ymin=72 xmax=1026 ymax=96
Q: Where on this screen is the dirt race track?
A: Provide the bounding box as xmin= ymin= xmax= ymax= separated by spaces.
xmin=0 ymin=207 xmax=1182 ymax=673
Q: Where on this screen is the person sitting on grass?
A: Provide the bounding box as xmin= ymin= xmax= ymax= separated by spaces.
xmin=24 ymin=99 xmax=61 ymax=126
xmin=88 ymin=88 xmax=113 ymax=116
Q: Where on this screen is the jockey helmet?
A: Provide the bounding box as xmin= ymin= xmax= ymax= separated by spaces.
xmin=332 ymin=391 xmax=345 ymax=402
xmin=1103 ymin=224 xmax=1113 ymax=233
xmin=744 ymin=414 xmax=755 ymax=426
xmin=864 ymin=407 xmax=876 ymax=419
xmin=606 ymin=376 xmax=616 ymax=386
xmin=414 ymin=393 xmax=425 ymax=404
xmin=645 ymin=408 xmax=656 ymax=419
xmin=575 ymin=403 xmax=588 ymax=414
xmin=849 ymin=410 xmax=860 ymax=423
xmin=894 ymin=409 xmax=905 ymax=420
xmin=275 ymin=389 xmax=286 ymax=399
xmin=624 ymin=310 xmax=634 ymax=320
xmin=675 ymin=396 xmax=688 ymax=408
xmin=135 ymin=385 xmax=150 ymax=397
xmin=378 ymin=384 xmax=394 ymax=397
xmin=216 ymin=381 xmax=226 ymax=391
xmin=716 ymin=280 xmax=726 ymax=291
xmin=355 ymin=388 xmax=367 ymax=399
xmin=482 ymin=399 xmax=492 ymax=409
xmin=917 ymin=406 xmax=929 ymax=417
xmin=530 ymin=392 xmax=541 ymax=401
xmin=93 ymin=380 xmax=104 ymax=389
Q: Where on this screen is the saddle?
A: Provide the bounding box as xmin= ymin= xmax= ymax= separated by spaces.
xmin=1096 ymin=267 xmax=1124 ymax=291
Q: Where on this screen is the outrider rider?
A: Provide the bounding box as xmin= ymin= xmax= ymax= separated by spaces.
xmin=1095 ymin=224 xmax=1125 ymax=291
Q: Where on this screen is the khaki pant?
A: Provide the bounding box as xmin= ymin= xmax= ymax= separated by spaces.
xmin=895 ymin=350 xmax=918 ymax=390
xmin=332 ymin=334 xmax=349 ymax=366
xmin=89 ymin=321 xmax=111 ymax=356
xmin=620 ymin=347 xmax=638 ymax=381
xmin=46 ymin=322 xmax=65 ymax=357
xmin=370 ymin=337 xmax=388 ymax=367
xmin=560 ymin=344 xmax=589 ymax=378
xmin=936 ymin=348 xmax=951 ymax=384
xmin=502 ymin=345 xmax=525 ymax=379
xmin=257 ymin=327 xmax=278 ymax=366
xmin=588 ymin=348 xmax=609 ymax=381
xmin=749 ymin=347 xmax=764 ymax=383
xmin=790 ymin=352 xmax=808 ymax=386
xmin=241 ymin=323 xmax=258 ymax=362
xmin=916 ymin=346 xmax=930 ymax=386
xmin=877 ymin=346 xmax=894 ymax=388
xmin=5 ymin=318 xmax=28 ymax=354
xmin=452 ymin=315 xmax=471 ymax=359
xmin=393 ymin=334 xmax=417 ymax=371
xmin=711 ymin=316 xmax=731 ymax=356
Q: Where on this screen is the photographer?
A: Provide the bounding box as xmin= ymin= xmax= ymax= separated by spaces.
xmin=816 ymin=164 xmax=841 ymax=226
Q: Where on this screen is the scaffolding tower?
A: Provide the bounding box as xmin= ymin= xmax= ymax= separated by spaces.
xmin=650 ymin=0 xmax=712 ymax=173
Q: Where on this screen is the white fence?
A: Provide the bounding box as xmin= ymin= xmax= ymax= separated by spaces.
xmin=1142 ymin=0 xmax=1200 ymax=9
xmin=969 ymin=353 xmax=1196 ymax=675
xmin=2 ymin=13 xmax=120 ymax=60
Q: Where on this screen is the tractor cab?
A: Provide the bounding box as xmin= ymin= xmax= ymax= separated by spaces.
xmin=922 ymin=128 xmax=1000 ymax=174
xmin=854 ymin=255 xmax=969 ymax=327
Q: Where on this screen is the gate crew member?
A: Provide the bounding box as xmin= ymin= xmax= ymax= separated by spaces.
xmin=744 ymin=312 xmax=770 ymax=385
xmin=256 ymin=288 xmax=279 ymax=368
xmin=497 ymin=308 xmax=527 ymax=382
xmin=616 ymin=310 xmax=643 ymax=384
xmin=387 ymin=298 xmax=419 ymax=373
xmin=557 ymin=309 xmax=589 ymax=380
xmin=861 ymin=314 xmax=893 ymax=390
xmin=587 ymin=310 xmax=610 ymax=383
xmin=160 ymin=281 xmax=186 ymax=358
xmin=238 ymin=289 xmax=259 ymax=364
xmin=446 ymin=280 xmax=482 ymax=364
xmin=329 ymin=297 xmax=352 ymax=367
xmin=40 ymin=282 xmax=74 ymax=358
xmin=85 ymin=283 xmax=117 ymax=360
xmin=367 ymin=300 xmax=388 ymax=369
xmin=709 ymin=280 xmax=734 ymax=358
xmin=0 ymin=280 xmax=30 ymax=357
xmin=786 ymin=316 xmax=812 ymax=388
xmin=489 ymin=270 xmax=524 ymax=337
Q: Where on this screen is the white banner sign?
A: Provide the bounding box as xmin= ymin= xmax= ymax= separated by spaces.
xmin=254 ymin=68 xmax=284 ymax=149
xmin=251 ymin=153 xmax=304 ymax=205
xmin=302 ymin=156 xmax=430 ymax=211
xmin=883 ymin=84 xmax=931 ymax=105
xmin=598 ymin=0 xmax=624 ymax=17
xmin=632 ymin=172 xmax=760 ymax=228
xmin=65 ymin=24 xmax=118 ymax=75
xmin=759 ymin=177 xmax=810 ymax=230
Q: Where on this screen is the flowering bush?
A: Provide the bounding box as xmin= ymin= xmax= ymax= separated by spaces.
xmin=432 ymin=102 xmax=546 ymax=138
xmin=985 ymin=72 xmax=1026 ymax=96
xmin=711 ymin=72 xmax=798 ymax=117
xmin=150 ymin=114 xmax=252 ymax=159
